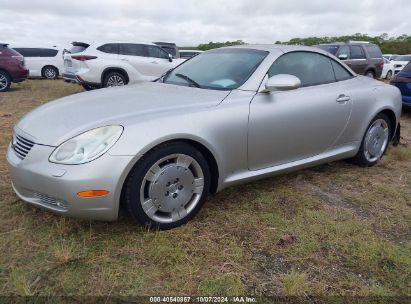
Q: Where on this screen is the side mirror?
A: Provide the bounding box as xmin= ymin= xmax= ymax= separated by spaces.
xmin=263 ymin=74 xmax=301 ymax=92
xmin=338 ymin=54 xmax=348 ymax=60
xmin=168 ymin=53 xmax=173 ymax=62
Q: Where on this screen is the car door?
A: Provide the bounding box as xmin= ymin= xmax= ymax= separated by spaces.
xmin=27 ymin=48 xmax=44 ymax=77
xmin=346 ymin=45 xmax=367 ymax=74
xmin=248 ymin=51 xmax=352 ymax=170
xmin=118 ymin=43 xmax=154 ymax=76
xmin=145 ymin=45 xmax=175 ymax=77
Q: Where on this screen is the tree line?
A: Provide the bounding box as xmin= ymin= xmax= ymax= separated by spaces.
xmin=194 ymin=34 xmax=411 ymax=54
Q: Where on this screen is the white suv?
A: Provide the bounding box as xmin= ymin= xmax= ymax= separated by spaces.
xmin=12 ymin=47 xmax=63 ymax=79
xmin=62 ymin=41 xmax=185 ymax=90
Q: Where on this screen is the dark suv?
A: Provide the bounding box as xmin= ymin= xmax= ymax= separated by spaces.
xmin=316 ymin=42 xmax=384 ymax=79
xmin=0 ymin=43 xmax=29 ymax=92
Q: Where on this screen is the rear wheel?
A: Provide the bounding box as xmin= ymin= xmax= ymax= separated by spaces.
xmin=351 ymin=113 xmax=391 ymax=167
xmin=124 ymin=142 xmax=211 ymax=230
xmin=42 ymin=66 xmax=58 ymax=79
xmin=0 ymin=71 xmax=11 ymax=92
xmin=103 ymin=72 xmax=126 ymax=88
xmin=365 ymin=70 xmax=375 ymax=79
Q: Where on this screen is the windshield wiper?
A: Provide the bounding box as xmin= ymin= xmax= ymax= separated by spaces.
xmin=175 ymin=73 xmax=201 ymax=88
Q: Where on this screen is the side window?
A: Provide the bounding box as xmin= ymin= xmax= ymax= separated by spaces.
xmin=13 ymin=48 xmax=34 ymax=57
xmin=350 ymin=46 xmax=366 ymax=59
xmin=97 ymin=44 xmax=119 ymax=54
xmin=119 ymin=44 xmax=147 ymax=57
xmin=31 ymin=48 xmax=44 ymax=57
xmin=41 ymin=49 xmax=58 ymax=57
xmin=336 ymin=46 xmax=350 ymax=59
xmin=268 ymin=51 xmax=336 ymax=87
xmin=365 ymin=45 xmax=382 ymax=58
xmin=146 ymin=45 xmax=169 ymax=59
xmin=331 ymin=60 xmax=353 ymax=81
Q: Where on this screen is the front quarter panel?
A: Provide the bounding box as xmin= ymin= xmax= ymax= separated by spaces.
xmin=108 ymin=90 xmax=255 ymax=191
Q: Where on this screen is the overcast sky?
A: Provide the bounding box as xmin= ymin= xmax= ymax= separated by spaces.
xmin=1 ymin=0 xmax=410 ymax=48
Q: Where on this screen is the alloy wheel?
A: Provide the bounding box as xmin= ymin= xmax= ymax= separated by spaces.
xmin=0 ymin=74 xmax=8 ymax=91
xmin=364 ymin=119 xmax=389 ymax=162
xmin=139 ymin=153 xmax=205 ymax=224
xmin=106 ymin=75 xmax=125 ymax=87
xmin=44 ymin=68 xmax=57 ymax=79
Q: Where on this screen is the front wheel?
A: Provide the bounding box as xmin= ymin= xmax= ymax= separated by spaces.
xmin=124 ymin=142 xmax=211 ymax=229
xmin=365 ymin=70 xmax=375 ymax=79
xmin=103 ymin=72 xmax=126 ymax=88
xmin=386 ymin=70 xmax=393 ymax=80
xmin=351 ymin=113 xmax=391 ymax=167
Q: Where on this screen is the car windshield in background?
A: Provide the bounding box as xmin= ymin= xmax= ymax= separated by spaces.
xmin=395 ymin=55 xmax=411 ymax=61
xmin=69 ymin=45 xmax=89 ymax=54
xmin=317 ymin=45 xmax=339 ymax=55
xmin=162 ymin=48 xmax=268 ymax=90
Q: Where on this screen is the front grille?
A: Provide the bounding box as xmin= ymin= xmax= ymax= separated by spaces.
xmin=34 ymin=193 xmax=68 ymax=209
xmin=12 ymin=134 xmax=35 ymax=160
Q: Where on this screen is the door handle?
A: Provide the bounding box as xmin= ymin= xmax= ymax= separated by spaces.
xmin=121 ymin=58 xmax=129 ymax=61
xmin=336 ymin=94 xmax=350 ymax=103
xmin=151 ymin=61 xmax=159 ymax=64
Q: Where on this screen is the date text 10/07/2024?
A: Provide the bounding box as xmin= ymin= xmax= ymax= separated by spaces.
xmin=149 ymin=296 xmax=257 ymax=303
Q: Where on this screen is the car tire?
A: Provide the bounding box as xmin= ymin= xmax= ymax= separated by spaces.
xmin=103 ymin=72 xmax=127 ymax=88
xmin=365 ymin=70 xmax=375 ymax=79
xmin=0 ymin=70 xmax=11 ymax=92
xmin=82 ymin=83 xmax=100 ymax=91
xmin=123 ymin=141 xmax=211 ymax=230
xmin=42 ymin=66 xmax=58 ymax=79
xmin=351 ymin=113 xmax=391 ymax=167
xmin=386 ymin=70 xmax=393 ymax=80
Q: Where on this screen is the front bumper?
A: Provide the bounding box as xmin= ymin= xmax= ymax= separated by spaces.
xmin=7 ymin=143 xmax=134 ymax=221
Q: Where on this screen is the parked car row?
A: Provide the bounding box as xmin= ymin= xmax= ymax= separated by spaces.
xmin=62 ymin=41 xmax=186 ymax=90
xmin=12 ymin=47 xmax=63 ymax=79
xmin=0 ymin=40 xmax=203 ymax=92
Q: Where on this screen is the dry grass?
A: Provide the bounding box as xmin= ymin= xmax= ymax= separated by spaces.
xmin=0 ymin=80 xmax=410 ymax=298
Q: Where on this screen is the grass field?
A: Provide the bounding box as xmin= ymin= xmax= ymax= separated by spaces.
xmin=0 ymin=80 xmax=410 ymax=299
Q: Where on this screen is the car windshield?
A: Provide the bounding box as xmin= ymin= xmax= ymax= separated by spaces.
xmin=395 ymin=55 xmax=411 ymax=61
xmin=162 ymin=48 xmax=268 ymax=90
xmin=69 ymin=45 xmax=89 ymax=54
xmin=317 ymin=45 xmax=339 ymax=55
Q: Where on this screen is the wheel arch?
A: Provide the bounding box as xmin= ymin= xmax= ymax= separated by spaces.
xmin=101 ymin=67 xmax=129 ymax=84
xmin=0 ymin=68 xmax=11 ymax=79
xmin=378 ymin=108 xmax=398 ymax=140
xmin=118 ymin=137 xmax=220 ymax=213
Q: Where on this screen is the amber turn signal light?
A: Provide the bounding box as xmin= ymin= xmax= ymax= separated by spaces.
xmin=77 ymin=190 xmax=110 ymax=197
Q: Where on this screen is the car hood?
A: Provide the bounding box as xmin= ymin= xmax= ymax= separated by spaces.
xmin=16 ymin=82 xmax=230 ymax=146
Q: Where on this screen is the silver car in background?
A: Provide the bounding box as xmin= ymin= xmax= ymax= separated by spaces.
xmin=7 ymin=45 xmax=402 ymax=229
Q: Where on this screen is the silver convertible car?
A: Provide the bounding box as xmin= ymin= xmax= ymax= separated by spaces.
xmin=7 ymin=45 xmax=402 ymax=229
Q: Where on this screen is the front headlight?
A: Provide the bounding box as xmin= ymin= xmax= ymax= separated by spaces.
xmin=49 ymin=126 xmax=123 ymax=165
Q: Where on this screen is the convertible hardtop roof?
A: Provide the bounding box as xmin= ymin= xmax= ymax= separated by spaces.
xmin=226 ymin=44 xmax=330 ymax=55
